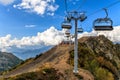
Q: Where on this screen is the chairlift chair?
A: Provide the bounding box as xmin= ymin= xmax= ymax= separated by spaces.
xmin=79 ymin=12 xmax=87 ymax=22
xmin=65 ymin=35 xmax=70 ymax=38
xmin=77 ymin=28 xmax=83 ymax=33
xmin=61 ymin=21 xmax=72 ymax=29
xmin=93 ymin=8 xmax=113 ymax=31
xmin=65 ymin=30 xmax=70 ymax=35
xmin=93 ymin=18 xmax=113 ymax=31
xmin=61 ymin=17 xmax=72 ymax=29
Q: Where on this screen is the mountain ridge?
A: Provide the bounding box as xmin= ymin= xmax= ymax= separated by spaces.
xmin=0 ymin=52 xmax=22 ymax=72
xmin=1 ymin=35 xmax=120 ymax=80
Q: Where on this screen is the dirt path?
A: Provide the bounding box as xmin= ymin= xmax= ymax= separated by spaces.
xmin=51 ymin=45 xmax=94 ymax=80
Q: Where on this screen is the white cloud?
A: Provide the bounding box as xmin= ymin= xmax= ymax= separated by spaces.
xmin=0 ymin=0 xmax=15 ymax=5
xmin=78 ymin=26 xmax=120 ymax=43
xmin=0 ymin=26 xmax=120 ymax=59
xmin=0 ymin=26 xmax=64 ymax=52
xmin=13 ymin=0 xmax=59 ymax=16
xmin=25 ymin=24 xmax=36 ymax=28
xmin=47 ymin=12 xmax=54 ymax=16
xmin=0 ymin=26 xmax=120 ymax=52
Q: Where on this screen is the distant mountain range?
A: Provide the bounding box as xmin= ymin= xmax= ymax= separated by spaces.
xmin=12 ymin=46 xmax=53 ymax=60
xmin=0 ymin=52 xmax=22 ymax=72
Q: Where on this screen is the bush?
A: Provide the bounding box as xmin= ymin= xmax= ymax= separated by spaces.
xmin=34 ymin=53 xmax=43 ymax=60
xmin=4 ymin=68 xmax=62 ymax=80
xmin=95 ymin=67 xmax=114 ymax=80
xmin=69 ymin=42 xmax=115 ymax=80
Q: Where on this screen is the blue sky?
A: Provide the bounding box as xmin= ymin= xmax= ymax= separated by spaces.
xmin=0 ymin=0 xmax=120 ymax=59
xmin=0 ymin=0 xmax=120 ymax=38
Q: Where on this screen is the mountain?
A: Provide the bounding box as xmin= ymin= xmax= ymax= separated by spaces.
xmin=77 ymin=35 xmax=120 ymax=80
xmin=0 ymin=52 xmax=22 ymax=72
xmin=12 ymin=46 xmax=53 ymax=60
xmin=1 ymin=35 xmax=120 ymax=80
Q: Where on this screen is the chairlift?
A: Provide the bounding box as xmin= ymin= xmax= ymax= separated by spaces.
xmin=77 ymin=28 xmax=83 ymax=33
xmin=61 ymin=17 xmax=72 ymax=29
xmin=79 ymin=12 xmax=87 ymax=22
xmin=93 ymin=8 xmax=113 ymax=31
xmin=61 ymin=21 xmax=72 ymax=29
xmin=65 ymin=35 xmax=70 ymax=38
xmin=93 ymin=18 xmax=113 ymax=31
xmin=65 ymin=30 xmax=70 ymax=35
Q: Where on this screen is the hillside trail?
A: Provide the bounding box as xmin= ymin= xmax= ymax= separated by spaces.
xmin=1 ymin=43 xmax=94 ymax=80
xmin=50 ymin=44 xmax=94 ymax=80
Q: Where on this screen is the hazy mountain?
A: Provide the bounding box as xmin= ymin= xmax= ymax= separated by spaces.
xmin=12 ymin=46 xmax=53 ymax=60
xmin=1 ymin=35 xmax=120 ymax=80
xmin=0 ymin=52 xmax=22 ymax=72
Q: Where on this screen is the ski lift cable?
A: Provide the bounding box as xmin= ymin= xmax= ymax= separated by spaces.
xmin=106 ymin=0 xmax=120 ymax=8
xmin=64 ymin=0 xmax=68 ymax=14
xmin=76 ymin=0 xmax=87 ymax=11
xmin=88 ymin=0 xmax=120 ymax=17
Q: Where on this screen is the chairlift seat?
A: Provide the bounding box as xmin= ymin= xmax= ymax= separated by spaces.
xmin=65 ymin=35 xmax=70 ymax=37
xmin=93 ymin=18 xmax=113 ymax=31
xmin=65 ymin=31 xmax=70 ymax=35
xmin=77 ymin=28 xmax=83 ymax=33
xmin=94 ymin=26 xmax=113 ymax=31
xmin=61 ymin=22 xmax=72 ymax=29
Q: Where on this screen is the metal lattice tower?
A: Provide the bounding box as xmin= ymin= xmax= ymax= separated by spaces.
xmin=61 ymin=11 xmax=87 ymax=73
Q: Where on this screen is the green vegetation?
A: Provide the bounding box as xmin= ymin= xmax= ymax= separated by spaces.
xmin=94 ymin=67 xmax=114 ymax=80
xmin=2 ymin=68 xmax=63 ymax=80
xmin=69 ymin=42 xmax=117 ymax=80
xmin=34 ymin=53 xmax=43 ymax=60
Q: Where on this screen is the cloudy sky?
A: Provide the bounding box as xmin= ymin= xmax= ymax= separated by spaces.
xmin=0 ymin=0 xmax=120 ymax=59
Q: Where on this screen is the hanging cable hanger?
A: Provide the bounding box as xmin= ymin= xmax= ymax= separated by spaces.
xmin=64 ymin=0 xmax=68 ymax=14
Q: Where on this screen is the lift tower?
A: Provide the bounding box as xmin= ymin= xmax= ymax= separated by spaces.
xmin=62 ymin=11 xmax=87 ymax=73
